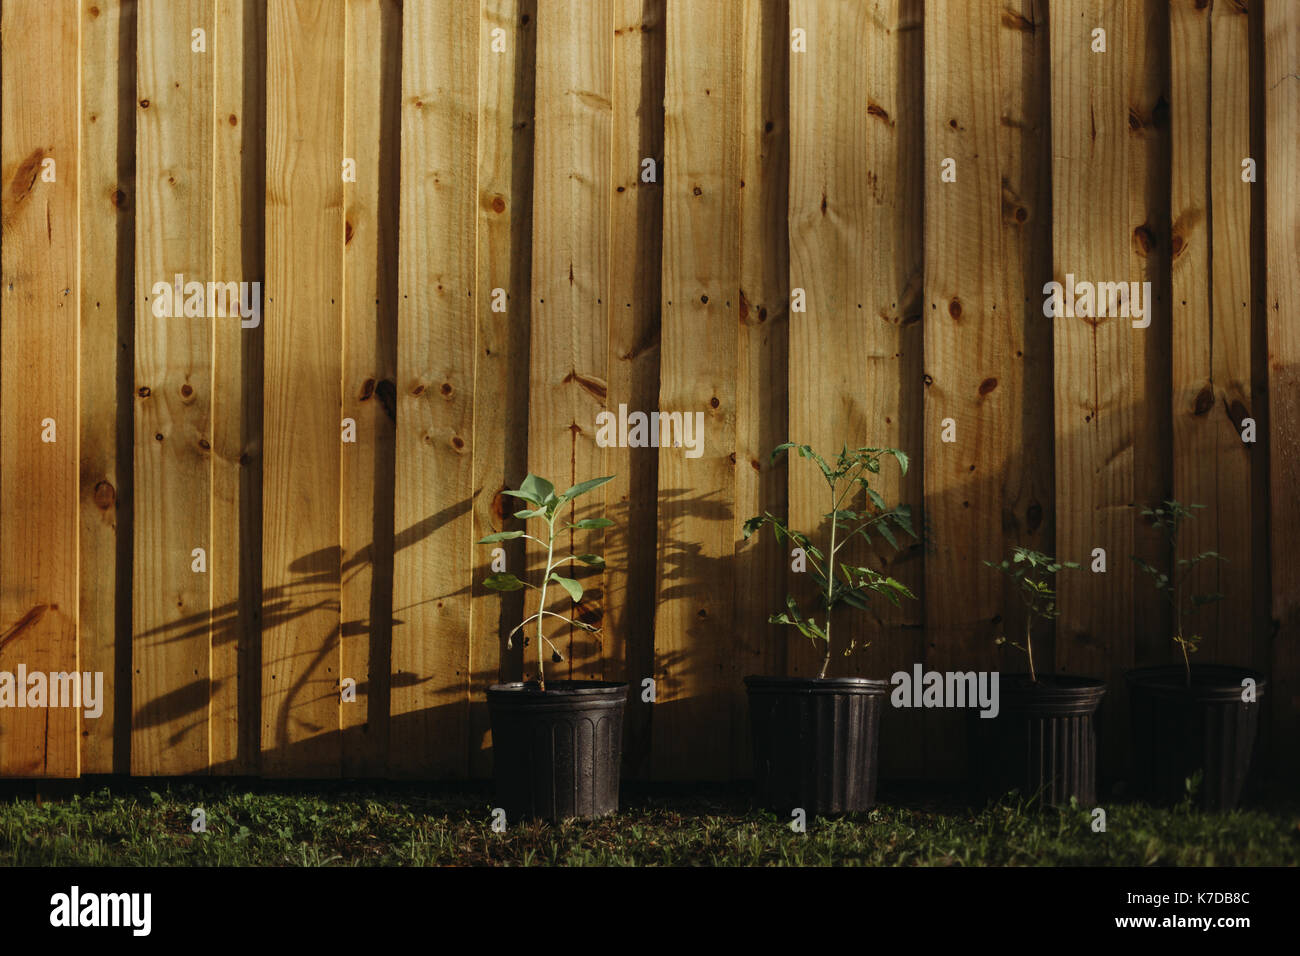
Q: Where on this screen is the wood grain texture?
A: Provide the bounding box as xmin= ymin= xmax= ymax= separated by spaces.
xmin=0 ymin=0 xmax=81 ymax=778
xmin=390 ymin=0 xmax=478 ymax=777
xmin=1206 ymin=0 xmax=1256 ymax=668
xmin=608 ymin=0 xmax=663 ymax=777
xmin=1170 ymin=0 xmax=1256 ymax=671
xmin=262 ymin=0 xmax=344 ymax=776
xmin=997 ymin=0 xmax=1056 ymax=674
xmin=653 ymin=0 xmax=740 ymax=779
xmin=211 ymin=0 xmax=265 ymax=775
xmin=2 ymin=0 xmax=1296 ymax=784
xmin=78 ymin=0 xmax=135 ymax=774
xmin=886 ymin=0 xmax=927 ymax=777
xmin=132 ymin=0 xmax=214 ymax=775
xmin=470 ymin=0 xmax=534 ymax=777
xmin=1169 ymin=0 xmax=1213 ymax=666
xmin=923 ymin=0 xmax=1027 ymax=776
xmin=732 ymin=0 xmax=788 ymax=779
xmin=787 ymin=0 xmax=921 ymax=706
xmin=1049 ymin=0 xmax=1138 ymax=693
xmin=527 ymin=0 xmax=611 ymax=682
xmin=1265 ymin=0 xmax=1300 ymax=775
xmin=340 ymin=0 xmax=399 ymax=778
xmin=1125 ymin=0 xmax=1173 ymax=687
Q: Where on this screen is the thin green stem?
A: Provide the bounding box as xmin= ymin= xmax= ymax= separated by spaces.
xmin=820 ymin=479 xmax=838 ymax=680
xmin=1172 ymin=522 xmax=1190 ymax=687
xmin=1025 ymin=612 xmax=1037 ymax=683
xmin=536 ymin=518 xmax=556 ymax=692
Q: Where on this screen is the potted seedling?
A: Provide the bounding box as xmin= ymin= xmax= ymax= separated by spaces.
xmin=978 ymin=548 xmax=1106 ymax=806
xmin=741 ymin=442 xmax=917 ymax=814
xmin=479 ymin=472 xmax=627 ymax=822
xmin=1126 ymin=500 xmax=1265 ymax=810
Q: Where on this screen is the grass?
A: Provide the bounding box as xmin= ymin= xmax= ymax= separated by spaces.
xmin=1 ymin=782 xmax=1296 ymax=866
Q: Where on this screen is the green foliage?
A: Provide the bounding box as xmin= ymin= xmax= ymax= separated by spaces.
xmin=984 ymin=548 xmax=1078 ymax=683
xmin=1131 ymin=500 xmax=1225 ymax=685
xmin=2 ymin=783 xmax=1296 ymax=866
xmin=479 ymin=472 xmax=614 ymax=688
xmin=742 ymin=442 xmax=917 ymax=678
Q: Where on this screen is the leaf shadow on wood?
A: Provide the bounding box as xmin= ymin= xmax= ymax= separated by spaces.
xmin=132 ymin=496 xmax=473 ymax=775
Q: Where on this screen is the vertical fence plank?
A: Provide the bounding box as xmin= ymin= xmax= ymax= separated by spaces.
xmin=999 ymin=0 xmax=1057 ymax=675
xmin=786 ymin=0 xmax=860 ymax=682
xmin=262 ymin=0 xmax=345 ymax=776
xmin=787 ymin=0 xmax=920 ymax=714
xmin=1128 ymin=1 xmax=1174 ymax=680
xmin=608 ymin=0 xmax=664 ymax=777
xmin=391 ymin=0 xmax=478 ymax=777
xmin=1207 ymin=0 xmax=1257 ymax=668
xmin=653 ymin=0 xmax=740 ymax=779
xmin=470 ymin=0 xmax=534 ymax=776
xmin=887 ymin=0 xmax=927 ymax=777
xmin=1049 ymin=0 xmax=1139 ymax=727
xmin=1265 ymin=0 xmax=1300 ymax=777
xmin=339 ymin=0 xmax=399 ymax=778
xmin=923 ymin=0 xmax=1029 ymax=775
xmin=1170 ymin=0 xmax=1214 ymax=669
xmin=0 ymin=0 xmax=81 ymax=778
xmin=732 ymin=0 xmax=788 ymax=778
xmin=79 ymin=0 xmax=135 ymax=774
xmin=1170 ymin=0 xmax=1257 ymax=672
xmin=132 ymin=0 xmax=215 ymax=774
xmin=211 ymin=0 xmax=265 ymax=775
xmin=527 ymin=0 xmax=611 ymax=682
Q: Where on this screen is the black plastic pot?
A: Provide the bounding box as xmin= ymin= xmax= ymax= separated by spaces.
xmin=744 ymin=675 xmax=887 ymax=814
xmin=1125 ymin=664 xmax=1265 ymax=810
xmin=486 ymin=680 xmax=628 ymax=822
xmin=969 ymin=673 xmax=1106 ymax=807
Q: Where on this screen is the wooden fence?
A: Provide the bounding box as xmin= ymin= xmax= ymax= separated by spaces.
xmin=0 ymin=0 xmax=1296 ymax=783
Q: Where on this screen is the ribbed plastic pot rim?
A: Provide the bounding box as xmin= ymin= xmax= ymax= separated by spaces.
xmin=487 ymin=680 xmax=629 ymax=697
xmin=995 ymin=672 xmax=1107 ymax=713
xmin=744 ymin=675 xmax=889 ymax=694
xmin=1125 ymin=664 xmax=1266 ymax=701
xmin=997 ymin=672 xmax=1106 ymax=689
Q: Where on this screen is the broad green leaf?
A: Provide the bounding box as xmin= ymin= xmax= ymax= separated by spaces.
xmin=478 ymin=530 xmax=524 ymax=544
xmin=574 ymin=553 xmax=605 ymax=567
xmin=484 ymin=572 xmax=526 ymax=591
xmin=516 ymin=473 xmax=555 ymax=507
xmin=514 ymin=506 xmax=546 ymax=520
xmin=559 ymin=475 xmax=615 ymax=502
xmin=571 ymin=517 xmax=614 ymax=530
xmin=549 ymin=573 xmax=583 ymax=603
